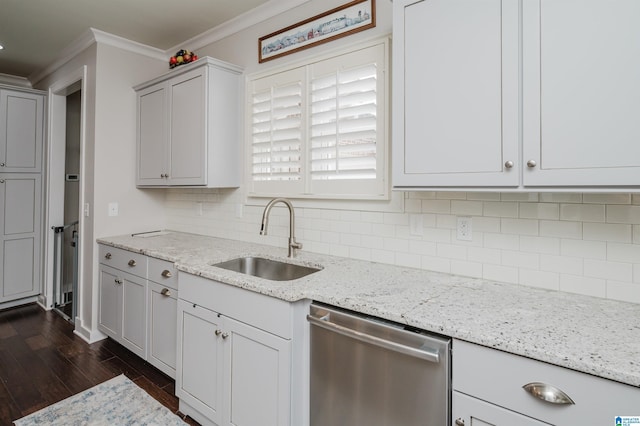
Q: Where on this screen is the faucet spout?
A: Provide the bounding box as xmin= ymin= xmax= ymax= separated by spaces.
xmin=260 ymin=198 xmax=302 ymax=257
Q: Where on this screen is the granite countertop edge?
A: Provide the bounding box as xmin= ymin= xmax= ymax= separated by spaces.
xmin=97 ymin=231 xmax=640 ymax=388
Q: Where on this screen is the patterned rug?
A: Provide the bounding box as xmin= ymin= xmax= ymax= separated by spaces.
xmin=14 ymin=375 xmax=187 ymax=425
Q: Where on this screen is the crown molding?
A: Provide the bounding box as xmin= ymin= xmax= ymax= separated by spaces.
xmin=168 ymin=0 xmax=311 ymax=54
xmin=0 ymin=72 xmax=32 ymax=88
xmin=30 ymin=28 xmax=165 ymax=86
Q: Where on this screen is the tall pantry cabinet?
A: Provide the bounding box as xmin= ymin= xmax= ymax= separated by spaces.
xmin=0 ymin=86 xmax=45 ymax=304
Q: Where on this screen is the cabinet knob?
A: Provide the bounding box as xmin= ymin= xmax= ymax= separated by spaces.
xmin=114 ymin=278 xmax=123 ymax=285
xmin=455 ymin=419 xmax=465 ymax=426
xmin=526 ymin=160 xmax=537 ymax=168
xmin=0 ymin=163 xmax=4 ymax=167
xmin=215 ymin=329 xmax=222 ymax=337
xmin=504 ymin=160 xmax=514 ymax=169
xmin=522 ymin=382 xmax=575 ymax=405
xmin=161 ymin=269 xmax=173 ymax=278
xmin=105 ymin=252 xmax=112 ymax=259
xmin=0 ymin=180 xmax=4 ymax=184
xmin=160 ymin=288 xmax=171 ymax=297
xmin=221 ymin=332 xmax=229 ymax=339
xmin=128 ymin=259 xmax=137 ymax=267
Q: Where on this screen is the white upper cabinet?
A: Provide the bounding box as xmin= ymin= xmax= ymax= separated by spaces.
xmin=0 ymin=88 xmax=45 ymax=173
xmin=135 ymin=57 xmax=243 ymax=188
xmin=393 ymin=0 xmax=519 ymax=188
xmin=522 ymin=0 xmax=640 ymax=187
xmin=393 ymin=0 xmax=640 ymax=190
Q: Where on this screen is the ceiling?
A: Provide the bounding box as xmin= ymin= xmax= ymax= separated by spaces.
xmin=0 ymin=0 xmax=270 ymax=79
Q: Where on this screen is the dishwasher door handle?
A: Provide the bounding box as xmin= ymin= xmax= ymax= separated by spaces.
xmin=307 ymin=314 xmax=440 ymax=363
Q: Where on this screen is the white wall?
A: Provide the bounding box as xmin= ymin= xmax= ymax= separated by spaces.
xmin=162 ymin=0 xmax=640 ymax=304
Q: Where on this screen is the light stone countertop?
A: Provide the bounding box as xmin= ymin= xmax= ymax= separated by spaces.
xmin=97 ymin=231 xmax=640 ymax=388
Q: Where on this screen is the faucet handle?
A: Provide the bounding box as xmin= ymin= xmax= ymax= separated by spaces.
xmin=291 ymin=240 xmax=303 ymax=250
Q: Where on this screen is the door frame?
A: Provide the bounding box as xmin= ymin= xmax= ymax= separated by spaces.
xmin=42 ymin=66 xmax=87 ymax=325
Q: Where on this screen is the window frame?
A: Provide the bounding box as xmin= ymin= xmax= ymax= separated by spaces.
xmin=245 ymin=37 xmax=390 ymax=200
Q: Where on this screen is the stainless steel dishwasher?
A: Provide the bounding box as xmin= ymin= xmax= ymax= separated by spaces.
xmin=308 ymin=303 xmax=451 ymax=426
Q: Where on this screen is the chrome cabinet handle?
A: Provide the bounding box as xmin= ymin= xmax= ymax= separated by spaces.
xmin=105 ymin=252 xmax=112 ymax=259
xmin=523 ymin=382 xmax=575 ymax=405
xmin=114 ymin=278 xmax=123 ymax=285
xmin=0 ymin=163 xmax=4 ymax=167
xmin=527 ymin=160 xmax=537 ymax=168
xmin=455 ymin=419 xmax=465 ymax=426
xmin=215 ymin=329 xmax=222 ymax=336
xmin=161 ymin=269 xmax=173 ymax=278
xmin=504 ymin=160 xmax=514 ymax=169
xmin=221 ymin=332 xmax=229 ymax=339
xmin=0 ymin=180 xmax=4 ymax=183
xmin=160 ymin=288 xmax=171 ymax=297
xmin=128 ymin=259 xmax=137 ymax=267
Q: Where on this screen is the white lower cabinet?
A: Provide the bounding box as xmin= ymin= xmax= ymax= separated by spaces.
xmin=452 ymin=339 xmax=640 ymax=425
xmin=176 ymin=272 xmax=307 ymax=426
xmin=98 ymin=264 xmax=146 ymax=358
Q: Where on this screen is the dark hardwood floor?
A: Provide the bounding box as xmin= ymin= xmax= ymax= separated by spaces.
xmin=0 ymin=303 xmax=199 ymax=425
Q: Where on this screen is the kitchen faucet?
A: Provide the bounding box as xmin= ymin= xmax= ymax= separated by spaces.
xmin=260 ymin=198 xmax=302 ymax=258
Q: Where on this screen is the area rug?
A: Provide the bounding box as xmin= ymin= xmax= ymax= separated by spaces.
xmin=14 ymin=374 xmax=187 ymax=425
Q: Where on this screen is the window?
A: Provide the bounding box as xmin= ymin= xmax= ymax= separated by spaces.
xmin=247 ymin=39 xmax=389 ymax=200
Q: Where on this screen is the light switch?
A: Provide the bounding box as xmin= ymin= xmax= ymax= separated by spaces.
xmin=108 ymin=202 xmax=119 ymax=217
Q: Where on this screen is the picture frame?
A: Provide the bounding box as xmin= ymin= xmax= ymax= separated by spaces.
xmin=258 ymin=0 xmax=376 ymax=63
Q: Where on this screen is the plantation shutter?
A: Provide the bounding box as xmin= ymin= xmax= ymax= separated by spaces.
xmin=250 ymin=68 xmax=305 ymax=195
xmin=247 ymin=40 xmax=388 ymax=199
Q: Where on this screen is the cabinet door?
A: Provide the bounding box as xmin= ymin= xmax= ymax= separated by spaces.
xmin=392 ymin=0 xmax=519 ymax=188
xmin=137 ymin=84 xmax=168 ymax=186
xmin=453 ymin=392 xmax=547 ymax=426
xmin=168 ymin=67 xmax=207 ymax=185
xmin=0 ymin=89 xmax=44 ymax=173
xmin=523 ymin=0 xmax=640 ymax=186
xmin=148 ymin=281 xmax=177 ymax=377
xmin=176 ymin=300 xmax=224 ymax=424
xmin=98 ymin=266 xmax=122 ymax=338
xmin=121 ymin=273 xmax=146 ymax=358
xmin=223 ymin=316 xmax=291 ymax=426
xmin=0 ymin=175 xmax=41 ymax=302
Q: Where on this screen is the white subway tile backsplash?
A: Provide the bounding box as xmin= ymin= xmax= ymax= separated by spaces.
xmin=560 ymin=204 xmax=605 ymax=222
xmin=584 ymin=260 xmax=633 ymax=282
xmin=583 ymin=223 xmax=632 ymax=243
xmin=583 ymin=193 xmax=632 ymax=204
xmin=561 ymin=239 xmax=606 ymax=259
xmin=501 ymin=218 xmax=539 ymax=236
xmin=167 ymin=191 xmax=640 ymax=304
xmin=606 ymin=205 xmax=640 ymax=224
xmin=451 ymin=260 xmax=483 ymax=278
xmin=519 ymin=203 xmax=559 ymax=220
xmin=519 ymin=269 xmax=559 ymax=291
xmin=560 ymin=274 xmax=606 ymax=298
xmin=606 ymin=281 xmax=640 ymax=304
xmin=540 ymin=254 xmax=583 ymax=275
xmin=501 ymin=251 xmax=539 ymax=269
xmin=483 ymin=264 xmax=518 ymax=284
xmin=539 ymin=220 xmax=582 ymax=239
xmin=520 ymin=236 xmax=560 ymax=255
xmin=451 ymin=200 xmax=483 ymax=216
xmin=484 ymin=201 xmax=518 ymax=218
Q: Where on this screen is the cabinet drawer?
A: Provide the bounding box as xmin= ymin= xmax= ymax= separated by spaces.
xmin=453 ymin=339 xmax=640 ymax=425
xmin=179 ymin=272 xmax=292 ymax=339
xmin=148 ymin=257 xmax=178 ymax=290
xmin=98 ymin=245 xmax=147 ymax=278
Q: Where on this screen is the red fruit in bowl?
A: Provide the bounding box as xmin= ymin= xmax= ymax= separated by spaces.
xmin=169 ymin=56 xmax=177 ymax=65
xmin=192 ymin=55 xmax=198 ymax=61
xmin=183 ymin=53 xmax=192 ymax=62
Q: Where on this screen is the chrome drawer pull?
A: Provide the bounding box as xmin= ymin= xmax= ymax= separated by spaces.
xmin=105 ymin=252 xmax=112 ymax=259
xmin=523 ymin=382 xmax=575 ymax=405
xmin=128 ymin=259 xmax=137 ymax=267
xmin=160 ymin=288 xmax=171 ymax=297
xmin=161 ymin=269 xmax=173 ymax=278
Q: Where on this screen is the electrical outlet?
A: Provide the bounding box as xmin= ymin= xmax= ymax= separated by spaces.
xmin=108 ymin=202 xmax=119 ymax=217
xmin=456 ymin=216 xmax=472 ymax=241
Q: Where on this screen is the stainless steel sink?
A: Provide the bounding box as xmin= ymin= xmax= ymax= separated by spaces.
xmin=212 ymin=256 xmax=321 ymax=281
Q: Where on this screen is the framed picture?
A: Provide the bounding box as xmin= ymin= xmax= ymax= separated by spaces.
xmin=259 ymin=0 xmax=376 ymax=63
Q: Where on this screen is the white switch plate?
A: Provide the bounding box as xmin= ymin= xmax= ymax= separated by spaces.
xmin=457 ymin=216 xmax=472 ymax=241
xmin=108 ymin=202 xmax=119 ymax=217
xmin=84 ymin=203 xmax=90 ymax=217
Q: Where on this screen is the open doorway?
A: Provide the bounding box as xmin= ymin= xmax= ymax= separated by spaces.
xmin=51 ymin=89 xmax=81 ymax=321
xmin=44 ymin=66 xmax=86 ymax=325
